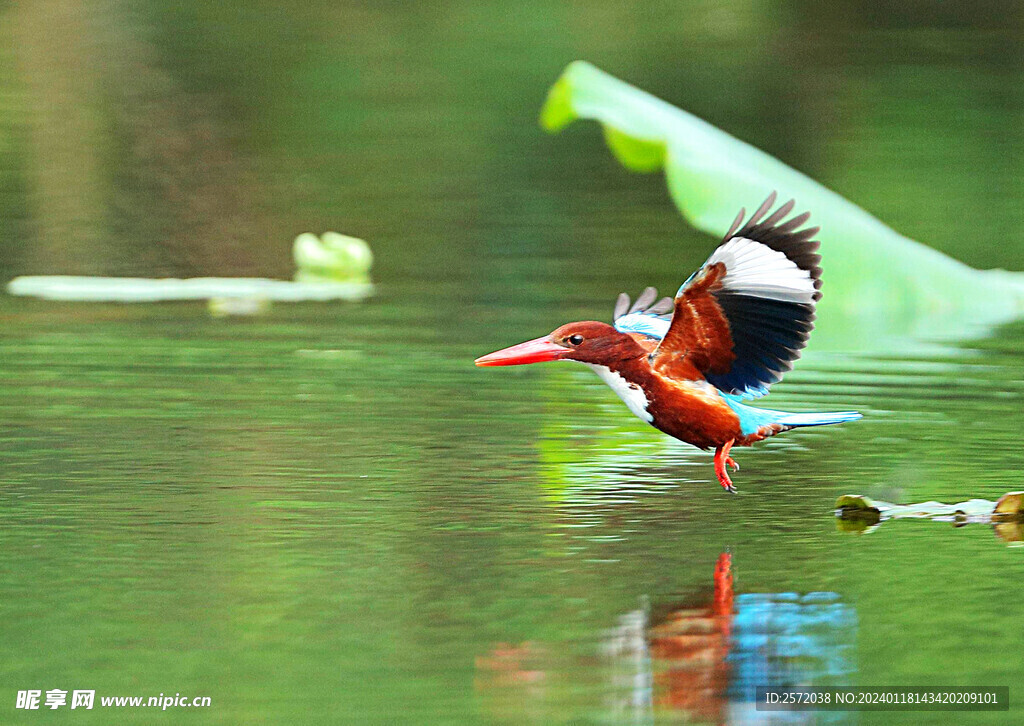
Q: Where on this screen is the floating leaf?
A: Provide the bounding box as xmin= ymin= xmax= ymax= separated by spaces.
xmin=6 ymin=276 xmax=373 ymax=302
xmin=6 ymin=232 xmax=375 ymax=303
xmin=835 ymin=492 xmax=1024 ymax=544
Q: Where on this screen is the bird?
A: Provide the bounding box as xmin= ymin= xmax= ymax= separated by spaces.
xmin=474 ymin=192 xmax=861 ymax=492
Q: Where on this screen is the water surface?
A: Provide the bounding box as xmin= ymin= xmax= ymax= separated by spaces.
xmin=2 ymin=2 xmax=1024 ymax=723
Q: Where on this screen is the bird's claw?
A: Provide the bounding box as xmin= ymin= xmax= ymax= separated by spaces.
xmin=714 ymin=440 xmax=739 ymax=493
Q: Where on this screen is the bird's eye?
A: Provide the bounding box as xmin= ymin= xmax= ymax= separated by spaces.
xmin=567 ymin=334 xmax=584 ymax=346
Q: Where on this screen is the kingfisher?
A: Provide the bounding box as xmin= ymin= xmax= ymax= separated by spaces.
xmin=475 ymin=193 xmax=861 ymax=492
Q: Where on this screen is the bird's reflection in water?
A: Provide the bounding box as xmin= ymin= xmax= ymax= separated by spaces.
xmin=726 ymin=593 xmax=856 ymax=724
xmin=475 ymin=553 xmax=857 ymax=725
xmin=645 ymin=553 xmax=732 ymax=721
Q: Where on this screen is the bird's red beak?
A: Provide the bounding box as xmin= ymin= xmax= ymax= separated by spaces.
xmin=474 ymin=336 xmax=565 ymax=366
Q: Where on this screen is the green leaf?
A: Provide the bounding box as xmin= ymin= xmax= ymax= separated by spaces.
xmin=542 ymin=62 xmax=1024 ymax=351
xmin=835 ymin=492 xmax=1024 ymax=544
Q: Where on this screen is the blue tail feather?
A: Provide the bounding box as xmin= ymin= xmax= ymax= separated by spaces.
xmin=721 ymin=394 xmax=862 ymax=436
xmin=775 ymin=410 xmax=863 ymax=427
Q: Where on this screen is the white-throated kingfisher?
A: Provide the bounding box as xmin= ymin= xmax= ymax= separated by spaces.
xmin=475 ymin=193 xmax=861 ymax=492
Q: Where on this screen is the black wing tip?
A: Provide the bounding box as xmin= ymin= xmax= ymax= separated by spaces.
xmin=705 ymin=193 xmax=823 ymax=395
xmin=728 ymin=194 xmax=824 ymax=298
xmin=710 ymin=289 xmax=818 ymax=396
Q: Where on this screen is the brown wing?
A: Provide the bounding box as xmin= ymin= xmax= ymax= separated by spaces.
xmin=649 ymin=262 xmax=735 ymax=380
xmin=649 ymin=193 xmax=821 ymax=395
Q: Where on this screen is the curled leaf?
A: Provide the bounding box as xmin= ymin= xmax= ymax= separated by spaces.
xmin=542 ymin=62 xmax=1024 ymax=349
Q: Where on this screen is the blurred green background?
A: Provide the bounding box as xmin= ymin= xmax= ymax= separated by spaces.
xmin=1 ymin=1 xmax=1023 ymax=724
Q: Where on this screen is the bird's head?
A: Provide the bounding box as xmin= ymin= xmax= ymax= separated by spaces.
xmin=475 ymin=321 xmax=647 ymax=367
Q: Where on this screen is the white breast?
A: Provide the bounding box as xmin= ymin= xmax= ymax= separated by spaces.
xmin=585 ymin=364 xmax=653 ymax=423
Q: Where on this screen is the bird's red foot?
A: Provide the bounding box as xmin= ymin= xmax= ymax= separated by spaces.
xmin=714 ymin=440 xmax=738 ymax=494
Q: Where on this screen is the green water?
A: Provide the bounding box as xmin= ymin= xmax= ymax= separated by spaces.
xmin=2 ymin=2 xmax=1024 ymax=724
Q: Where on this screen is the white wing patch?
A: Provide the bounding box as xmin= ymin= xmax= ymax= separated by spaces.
xmin=586 ymin=364 xmax=653 ymax=423
xmin=613 ymin=312 xmax=670 ymax=339
xmin=706 ymin=237 xmax=816 ymax=303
